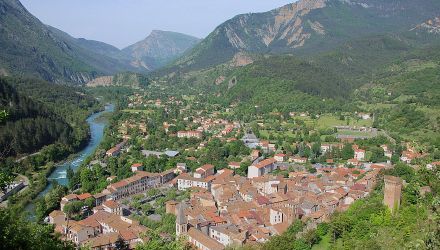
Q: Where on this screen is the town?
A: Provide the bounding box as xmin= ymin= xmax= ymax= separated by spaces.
xmin=44 ymin=92 xmax=438 ymax=249
xmin=1 ymin=1 xmax=440 ymax=249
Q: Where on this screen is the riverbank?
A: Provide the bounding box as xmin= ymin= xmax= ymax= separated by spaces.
xmin=6 ymin=104 xmax=114 ymax=219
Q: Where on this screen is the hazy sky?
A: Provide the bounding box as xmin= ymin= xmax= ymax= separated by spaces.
xmin=21 ymin=0 xmax=295 ymax=49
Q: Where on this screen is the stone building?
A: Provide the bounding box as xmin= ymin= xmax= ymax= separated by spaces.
xmin=383 ymin=175 xmax=402 ymax=213
xmin=176 ymin=203 xmax=188 ymax=237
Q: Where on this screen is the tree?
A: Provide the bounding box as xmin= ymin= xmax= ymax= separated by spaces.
xmin=63 ymin=200 xmax=84 ymax=216
xmin=370 ymin=147 xmax=385 ymax=163
xmin=66 ymin=167 xmax=76 ymax=190
xmin=307 ymin=166 xmax=317 ymax=174
xmin=0 ymin=208 xmax=74 ymax=250
xmin=311 ymin=142 xmax=321 ymax=157
xmin=341 ymin=144 xmax=354 ymax=160
xmin=115 ymin=237 xmax=129 ymax=250
xmin=0 ymin=110 xmax=8 ymax=123
xmin=0 ymin=172 xmax=14 ymax=193
xmin=236 ymin=161 xmax=251 ymax=176
xmin=80 ymin=168 xmax=95 ymax=192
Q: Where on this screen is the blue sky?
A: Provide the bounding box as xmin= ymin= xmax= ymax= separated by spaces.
xmin=21 ymin=0 xmax=295 ymax=49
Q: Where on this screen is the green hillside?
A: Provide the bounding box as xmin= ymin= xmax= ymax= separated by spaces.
xmin=0 ymin=77 xmax=99 ymax=157
xmin=0 ymin=0 xmax=103 ymax=83
xmin=224 ymin=55 xmax=350 ymax=114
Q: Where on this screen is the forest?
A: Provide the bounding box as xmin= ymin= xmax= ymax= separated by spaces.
xmin=0 ymin=77 xmax=101 ymax=212
xmin=0 ymin=78 xmax=73 ymax=157
xmin=0 ymin=77 xmax=100 ymax=159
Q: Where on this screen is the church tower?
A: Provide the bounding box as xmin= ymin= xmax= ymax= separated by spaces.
xmin=176 ymin=202 xmax=188 ymax=236
xmin=384 ymin=175 xmax=402 ymax=213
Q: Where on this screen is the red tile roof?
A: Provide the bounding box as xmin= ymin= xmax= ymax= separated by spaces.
xmin=103 ymin=200 xmax=121 ymax=209
xmin=256 ymin=196 xmax=270 ymax=205
xmin=200 ymin=164 xmax=214 ymax=171
xmin=77 ymin=193 xmax=92 ymax=200
xmin=253 ymin=158 xmax=276 ymax=169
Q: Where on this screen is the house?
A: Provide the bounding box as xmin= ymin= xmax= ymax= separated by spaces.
xmin=194 ymin=164 xmax=215 ymax=179
xmin=60 ymin=194 xmax=80 ymax=211
xmin=320 ymin=144 xmax=331 ymax=154
xmin=380 ymin=145 xmax=389 ymax=152
xmin=102 ymin=200 xmax=123 ymax=215
xmin=106 ymin=171 xmax=161 ymax=200
xmin=83 ymin=232 xmax=121 ymax=250
xmin=426 ymin=161 xmax=440 ymax=170
xmin=269 ymin=208 xmax=284 ymax=225
xmin=259 ymin=140 xmax=276 ymax=153
xmin=247 ymin=158 xmax=277 ymax=178
xmin=177 ymin=174 xmax=212 ymax=191
xmin=160 ymin=169 xmax=176 ymax=184
xmin=291 ymin=156 xmax=307 ymax=164
xmin=209 ymin=224 xmax=246 ymax=247
xmin=354 ymin=149 xmax=365 ymax=161
xmin=400 ymin=151 xmax=420 ymax=164
xmin=164 ymin=150 xmax=180 ymax=158
xmin=357 ymin=112 xmax=371 ymax=120
xmin=131 ymin=163 xmax=143 ymax=172
xmin=228 ymin=162 xmax=241 ymax=169
xmin=274 ymin=154 xmax=286 ymax=163
xmin=48 ymin=210 xmax=66 ymax=225
xmin=79 ymin=211 xmax=147 ymax=249
xmin=300 ymin=201 xmax=319 ymax=215
xmin=187 ymin=227 xmax=225 ymax=250
xmin=106 ymin=147 xmax=120 ymax=157
xmin=105 ymin=140 xmax=126 ymax=157
xmin=251 ymin=150 xmax=261 ymax=160
xmin=178 ymin=131 xmax=202 ymax=139
xmin=380 ymin=145 xmax=392 ymax=158
xmin=62 ymin=193 xmax=94 ymax=209
xmin=64 ymin=221 xmax=95 ymax=245
xmin=347 ymin=159 xmax=360 ymax=167
xmin=93 ymin=193 xmax=107 ymax=207
xmin=175 ymin=163 xmax=187 ymax=174
xmin=165 ymin=200 xmax=179 ymax=215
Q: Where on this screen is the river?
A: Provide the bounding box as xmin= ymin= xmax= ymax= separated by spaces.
xmin=25 ymin=104 xmax=114 ymax=217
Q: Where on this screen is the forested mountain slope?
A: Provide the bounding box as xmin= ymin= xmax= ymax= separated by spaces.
xmin=0 ymin=77 xmax=99 ymax=158
xmin=163 ymin=0 xmax=440 ymax=73
xmin=0 ymin=0 xmax=120 ymax=83
xmin=0 ymin=0 xmax=199 ymax=83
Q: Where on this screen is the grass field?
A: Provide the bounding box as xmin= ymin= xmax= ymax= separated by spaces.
xmin=337 ymin=130 xmax=374 ymax=137
xmin=259 ymin=114 xmax=374 ymax=139
xmin=296 ymin=114 xmax=373 ymax=129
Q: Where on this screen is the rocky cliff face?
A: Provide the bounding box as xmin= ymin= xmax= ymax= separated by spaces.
xmin=86 ymin=76 xmax=113 ymax=87
xmin=413 ymin=17 xmax=440 ymax=34
xmin=168 ymin=0 xmax=440 ymax=73
xmin=122 ymin=30 xmax=200 ymax=71
xmin=222 ymin=0 xmax=327 ymax=50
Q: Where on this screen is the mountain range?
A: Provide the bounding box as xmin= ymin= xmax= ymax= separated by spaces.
xmin=165 ymin=0 xmax=440 ymax=73
xmin=1 ymin=0 xmax=440 ymax=88
xmin=0 ymin=0 xmax=199 ymax=84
